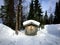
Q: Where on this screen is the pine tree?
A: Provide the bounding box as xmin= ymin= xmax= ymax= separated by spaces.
xmin=28 ymin=0 xmax=43 ymax=23
xmin=54 ymin=0 xmax=60 ymax=23
xmin=27 ymin=0 xmax=35 ymax=20
xmin=44 ymin=11 xmax=49 ymax=24
xmin=49 ymin=13 xmax=54 ymax=24
xmin=4 ymin=0 xmax=15 ymax=29
xmin=34 ymin=0 xmax=42 ymax=22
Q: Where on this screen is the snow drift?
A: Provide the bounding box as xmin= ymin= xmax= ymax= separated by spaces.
xmin=0 ymin=24 xmax=15 ymax=39
xmin=0 ymin=23 xmax=60 ymax=45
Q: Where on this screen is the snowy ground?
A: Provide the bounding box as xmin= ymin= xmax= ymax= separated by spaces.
xmin=0 ymin=24 xmax=60 ymax=45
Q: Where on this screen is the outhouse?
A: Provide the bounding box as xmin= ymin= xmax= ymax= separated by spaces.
xmin=23 ymin=20 xmax=40 ymax=35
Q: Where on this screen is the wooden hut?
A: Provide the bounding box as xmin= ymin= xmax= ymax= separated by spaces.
xmin=23 ymin=20 xmax=40 ymax=35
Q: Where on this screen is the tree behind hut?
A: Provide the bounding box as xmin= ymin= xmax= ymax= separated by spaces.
xmin=27 ymin=0 xmax=35 ymax=20
xmin=34 ymin=0 xmax=43 ymax=22
xmin=27 ymin=0 xmax=43 ymax=24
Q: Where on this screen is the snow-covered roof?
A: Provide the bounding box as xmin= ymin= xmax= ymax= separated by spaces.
xmin=23 ymin=20 xmax=40 ymax=26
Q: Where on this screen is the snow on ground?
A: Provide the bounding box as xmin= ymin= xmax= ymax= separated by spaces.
xmin=43 ymin=24 xmax=60 ymax=37
xmin=0 ymin=23 xmax=60 ymax=45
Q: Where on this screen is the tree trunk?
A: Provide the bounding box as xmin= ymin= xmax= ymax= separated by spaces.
xmin=15 ymin=6 xmax=19 ymax=35
xmin=18 ymin=0 xmax=22 ymax=30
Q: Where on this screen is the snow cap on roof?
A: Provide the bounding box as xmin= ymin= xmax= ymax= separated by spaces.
xmin=23 ymin=20 xmax=40 ymax=26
